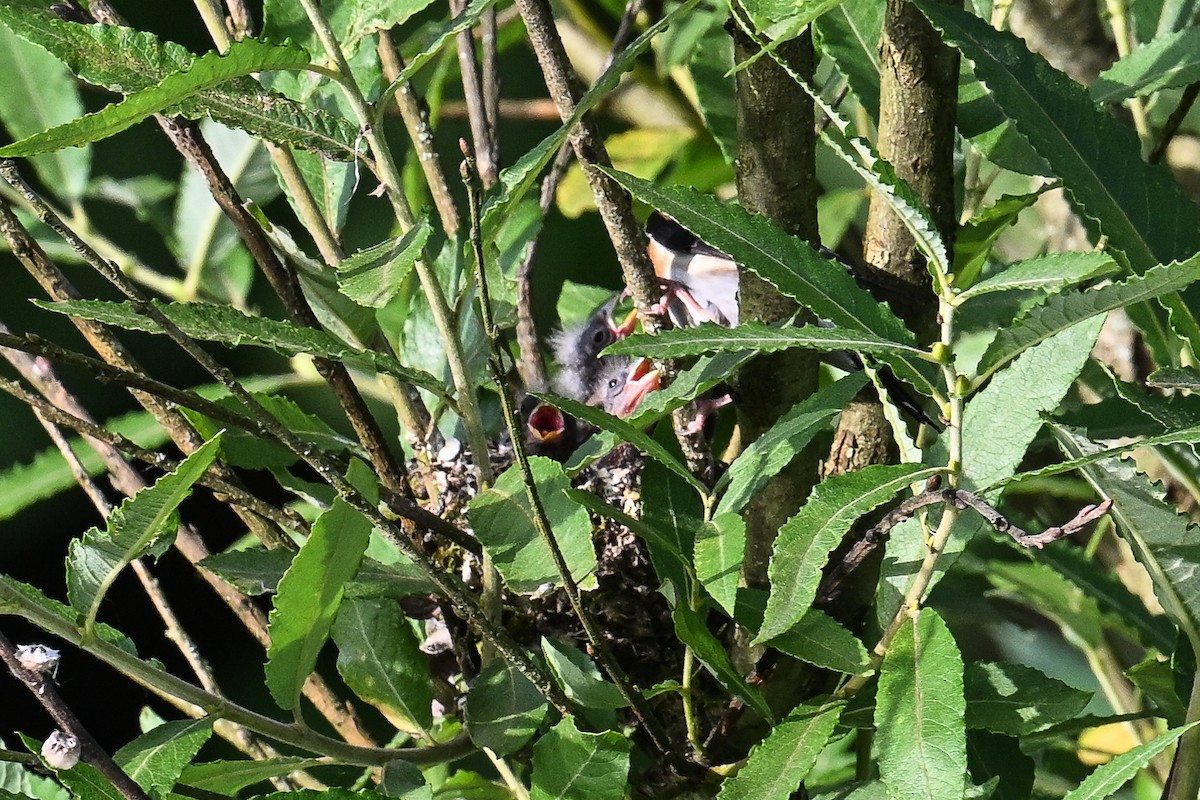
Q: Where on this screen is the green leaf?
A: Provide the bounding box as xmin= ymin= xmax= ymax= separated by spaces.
xmin=0 ymin=39 xmax=312 ymax=156
xmin=696 ymin=514 xmax=745 ymax=616
xmin=1091 ymin=28 xmax=1200 ymax=102
xmin=1126 ymin=658 xmax=1187 ymax=725
xmin=529 ymin=716 xmax=630 ymax=800
xmin=1051 ymin=425 xmax=1200 ymax=649
xmin=990 ymin=421 xmax=1200 ymax=491
xmin=114 ymin=718 xmax=212 ymax=799
xmin=611 ymin=322 xmax=937 ymax=397
xmin=953 ymin=191 xmax=1046 ymax=289
xmin=716 ymin=698 xmax=845 ymax=800
xmin=956 ymin=252 xmax=1119 ymax=302
xmin=247 ymin=790 xmax=393 ymax=800
xmin=600 ymin=171 xmax=916 ymax=346
xmin=876 ymin=609 xmax=967 ymax=800
xmin=0 ymin=8 xmax=357 ymax=159
xmin=336 ymin=219 xmax=433 ymax=309
xmin=263 ymin=0 xmax=436 ymax=60
xmin=0 ymin=22 xmax=89 ymax=202
xmin=674 ymin=603 xmax=773 ymax=721
xmin=964 ymin=661 xmax=1091 ymax=735
xmin=265 ymin=461 xmax=374 ymax=710
xmin=962 ymin=315 xmax=1105 ymax=493
xmin=757 ymin=463 xmax=938 ymax=644
xmin=976 ymin=258 xmax=1200 ymax=383
xmin=39 ymin=756 xmax=124 ymax=800
xmin=177 ymin=758 xmax=326 ymax=794
xmin=67 ymin=436 xmax=222 ymax=633
xmin=1148 ymin=366 xmax=1200 ymax=391
xmin=1061 ymin=722 xmax=1197 ymax=799
xmin=332 ymin=597 xmax=434 ymax=733
xmin=966 ymin=731 xmax=1034 ymax=800
xmin=1034 ymin=541 xmax=1176 ymax=653
xmin=542 ymin=638 xmax=627 ymax=710
xmin=185 ymin=391 xmax=360 ymax=470
xmin=0 ymin=575 xmax=137 ymax=655
xmin=465 ymin=659 xmax=550 ymax=757
xmin=382 ymin=0 xmax=498 ymax=87
xmin=916 ymin=0 xmax=1200 ymax=355
xmin=768 ymin=608 xmax=873 ymax=676
xmin=717 ymin=372 xmax=869 ymax=516
xmin=468 ymin=457 xmax=597 ymax=593
xmin=36 ymin=299 xmax=449 ymax=399
xmin=814 ymin=0 xmax=883 ymax=121
xmin=985 ymin=560 xmax=1104 ymax=648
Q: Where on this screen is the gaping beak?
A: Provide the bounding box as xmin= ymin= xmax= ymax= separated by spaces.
xmin=527 ymin=402 xmax=566 ymax=443
xmin=610 ymin=357 xmax=661 ymax=418
xmin=614 ymin=308 xmax=639 ymax=337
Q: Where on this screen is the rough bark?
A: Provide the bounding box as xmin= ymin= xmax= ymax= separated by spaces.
xmin=731 ymin=27 xmax=820 ymax=590
xmin=824 ymin=0 xmax=960 ymax=479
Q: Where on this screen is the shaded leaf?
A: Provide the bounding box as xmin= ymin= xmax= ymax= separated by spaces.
xmin=465 ymin=659 xmax=550 ymax=757
xmin=716 ymin=372 xmax=869 ymax=515
xmin=177 ymin=759 xmax=326 ymax=795
xmin=1052 ymin=426 xmax=1200 ymax=649
xmin=0 ymin=22 xmax=89 ymax=201
xmin=333 ymin=598 xmax=434 ymax=733
xmin=964 ymin=661 xmax=1091 ymax=735
xmin=674 ymin=604 xmax=773 ymax=721
xmin=758 ymin=463 xmax=938 ymax=644
xmin=1091 ymin=27 xmax=1200 ymax=102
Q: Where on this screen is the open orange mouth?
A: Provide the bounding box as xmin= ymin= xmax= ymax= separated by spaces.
xmin=611 ymin=357 xmax=661 ymax=417
xmin=527 ymin=402 xmax=566 ymax=442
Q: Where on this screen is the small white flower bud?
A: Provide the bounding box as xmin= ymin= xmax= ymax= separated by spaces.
xmin=15 ymin=644 xmax=61 ymax=678
xmin=41 ymin=731 xmax=80 ymax=770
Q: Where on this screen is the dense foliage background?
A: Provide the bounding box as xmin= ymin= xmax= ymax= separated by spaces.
xmin=3 ymin=0 xmax=1200 ymax=798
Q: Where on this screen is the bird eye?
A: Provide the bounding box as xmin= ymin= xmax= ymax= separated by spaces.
xmin=592 ymin=328 xmax=611 ymax=346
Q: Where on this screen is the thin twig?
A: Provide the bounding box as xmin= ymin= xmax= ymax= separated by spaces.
xmin=462 ymin=147 xmax=674 ymax=757
xmin=0 ymin=375 xmax=308 ymax=535
xmin=514 ymin=0 xmax=717 ymax=480
xmin=12 ymin=158 xmax=568 ymax=713
xmin=1149 ymin=82 xmax=1200 ymax=164
xmin=378 ymin=31 xmax=462 ymax=235
xmin=0 ymin=631 xmax=152 ymax=800
xmin=0 ymin=595 xmax=472 ymax=767
xmin=0 ymin=186 xmax=382 ymax=748
xmin=513 ymin=0 xmax=645 ymax=392
xmin=818 ymin=489 xmax=1114 ymax=605
xmin=451 ymin=0 xmax=499 ymax=187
